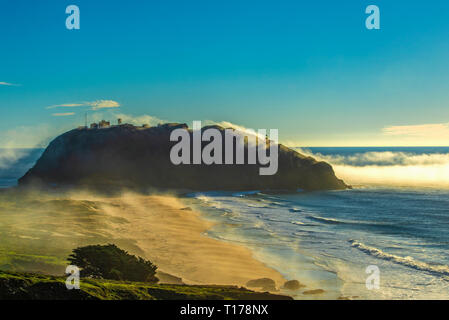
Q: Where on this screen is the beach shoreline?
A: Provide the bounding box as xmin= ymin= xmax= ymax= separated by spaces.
xmin=93 ymin=193 xmax=288 ymax=288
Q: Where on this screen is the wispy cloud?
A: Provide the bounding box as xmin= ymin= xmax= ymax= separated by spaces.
xmin=383 ymin=122 xmax=449 ymax=137
xmin=52 ymin=112 xmax=76 ymax=117
xmin=47 ymin=103 xmax=84 ymax=108
xmin=89 ymin=100 xmax=120 ymax=110
xmin=0 ymin=81 xmax=20 ymax=86
xmin=46 ymin=100 xmax=120 ymax=110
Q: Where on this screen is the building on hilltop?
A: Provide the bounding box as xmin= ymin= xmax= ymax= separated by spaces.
xmin=89 ymin=120 xmax=110 ymax=129
xmin=99 ymin=120 xmax=110 ymax=128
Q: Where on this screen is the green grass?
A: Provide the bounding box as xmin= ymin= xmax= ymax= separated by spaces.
xmin=0 ymin=270 xmax=292 ymax=300
xmin=0 ymin=250 xmax=67 ymax=275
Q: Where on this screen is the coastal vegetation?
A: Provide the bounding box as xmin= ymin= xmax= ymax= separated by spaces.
xmin=0 ymin=243 xmax=292 ymax=300
xmin=68 ymin=244 xmax=158 ymax=283
xmin=0 ymin=270 xmax=292 ymax=300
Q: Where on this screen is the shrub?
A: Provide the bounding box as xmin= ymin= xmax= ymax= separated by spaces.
xmin=67 ymin=244 xmax=158 ymax=283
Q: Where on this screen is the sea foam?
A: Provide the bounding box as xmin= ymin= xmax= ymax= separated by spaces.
xmin=349 ymin=240 xmax=449 ymax=277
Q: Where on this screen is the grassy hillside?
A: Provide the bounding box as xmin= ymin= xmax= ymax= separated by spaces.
xmin=0 ymin=270 xmax=292 ymax=300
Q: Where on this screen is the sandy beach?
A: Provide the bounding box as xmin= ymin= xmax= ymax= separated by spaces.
xmin=90 ymin=193 xmax=286 ymax=287
xmin=0 ymin=190 xmax=285 ymax=289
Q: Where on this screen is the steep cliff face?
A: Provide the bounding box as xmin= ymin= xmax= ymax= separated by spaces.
xmin=18 ymin=123 xmax=348 ymax=191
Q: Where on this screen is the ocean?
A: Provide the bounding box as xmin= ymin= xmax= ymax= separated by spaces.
xmin=183 ymin=147 xmax=449 ymax=299
xmin=1 ymin=147 xmax=449 ymax=299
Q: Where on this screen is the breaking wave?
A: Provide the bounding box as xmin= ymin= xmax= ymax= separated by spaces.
xmin=308 ymin=216 xmax=342 ymax=224
xmin=349 ymin=240 xmax=449 ymax=277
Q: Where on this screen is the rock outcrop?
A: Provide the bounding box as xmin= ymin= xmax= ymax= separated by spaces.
xmin=246 ymin=278 xmax=277 ymax=292
xmin=282 ymin=280 xmax=305 ymax=290
xmin=19 ymin=123 xmax=348 ymax=191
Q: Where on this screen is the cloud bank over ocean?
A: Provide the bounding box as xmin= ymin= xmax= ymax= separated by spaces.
xmin=297 ymin=148 xmax=449 ymax=188
xmin=0 ymin=148 xmax=29 ymax=170
xmin=300 ymin=150 xmax=449 ymax=167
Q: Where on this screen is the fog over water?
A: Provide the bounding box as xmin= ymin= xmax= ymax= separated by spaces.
xmin=298 ymin=147 xmax=449 ymax=188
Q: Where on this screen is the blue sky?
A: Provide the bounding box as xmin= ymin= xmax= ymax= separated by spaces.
xmin=1 ymin=0 xmax=449 ymax=147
